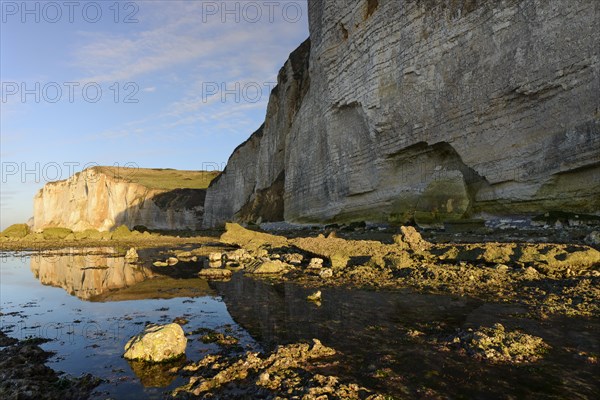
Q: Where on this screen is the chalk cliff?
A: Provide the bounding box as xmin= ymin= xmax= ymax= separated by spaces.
xmin=33 ymin=167 xmax=216 ymax=231
xmin=203 ymin=0 xmax=600 ymax=227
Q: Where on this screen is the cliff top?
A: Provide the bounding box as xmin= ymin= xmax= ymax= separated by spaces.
xmin=91 ymin=167 xmax=220 ymax=190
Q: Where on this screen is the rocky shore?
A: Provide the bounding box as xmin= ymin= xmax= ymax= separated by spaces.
xmin=0 ymin=332 xmax=100 ymax=400
xmin=1 ymin=221 xmax=598 ymax=398
xmin=194 ymin=223 xmax=600 ymax=319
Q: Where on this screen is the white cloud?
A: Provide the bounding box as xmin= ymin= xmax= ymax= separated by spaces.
xmin=73 ymin=2 xmax=308 ymax=84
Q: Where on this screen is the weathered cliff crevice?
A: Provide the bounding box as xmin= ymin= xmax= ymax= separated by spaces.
xmin=203 ymin=0 xmax=600 ymax=227
xmin=33 ymin=168 xmax=211 ymax=231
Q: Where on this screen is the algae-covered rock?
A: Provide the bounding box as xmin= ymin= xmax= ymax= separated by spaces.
xmin=247 ymin=260 xmax=290 ymax=274
xmin=42 ymin=227 xmax=73 ymax=240
xmin=24 ymin=232 xmax=44 ymax=241
xmin=307 ymin=291 xmax=322 ymax=302
xmin=450 ymin=323 xmax=549 ymax=363
xmin=1 ymin=223 xmax=30 ymax=238
xmin=393 ymin=226 xmax=431 ymax=252
xmin=220 ymin=223 xmax=288 ymax=251
xmin=199 ymin=268 xmax=232 ymax=280
xmin=74 ymin=229 xmax=103 ymax=240
xmin=172 ymin=339 xmax=388 ymax=398
xmin=111 ymin=225 xmax=133 ymax=239
xmin=123 ymin=323 xmax=187 ymax=363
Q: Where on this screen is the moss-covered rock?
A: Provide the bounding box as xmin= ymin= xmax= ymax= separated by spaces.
xmin=123 ymin=323 xmax=187 ymax=363
xmin=172 ymin=339 xmax=388 ymax=398
xmin=74 ymin=229 xmax=103 ymax=240
xmin=449 ymin=323 xmax=550 ymax=363
xmin=111 ymin=225 xmax=133 ymax=239
xmin=1 ymin=223 xmax=30 ymax=238
xmin=42 ymin=227 xmax=73 ymax=240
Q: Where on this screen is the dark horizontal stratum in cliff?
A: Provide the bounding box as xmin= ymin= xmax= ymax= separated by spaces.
xmin=33 ymin=167 xmax=220 ymax=232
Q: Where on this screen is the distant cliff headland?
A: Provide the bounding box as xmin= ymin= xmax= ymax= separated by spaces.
xmin=32 ymin=167 xmax=219 ymax=232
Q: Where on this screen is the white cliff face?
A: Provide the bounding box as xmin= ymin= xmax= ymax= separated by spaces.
xmin=204 ymin=0 xmax=600 ymax=227
xmin=33 ymin=168 xmax=205 ymax=231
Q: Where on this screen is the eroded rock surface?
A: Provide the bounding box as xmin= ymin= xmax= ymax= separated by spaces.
xmin=123 ymin=323 xmax=187 ymax=363
xmin=446 ymin=323 xmax=550 ymax=363
xmin=0 ymin=332 xmax=99 ymax=400
xmin=173 ymin=339 xmax=386 ymax=399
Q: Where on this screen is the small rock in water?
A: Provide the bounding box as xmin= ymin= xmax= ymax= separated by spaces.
xmin=308 ymin=258 xmax=324 ymax=269
xmin=283 ymin=253 xmax=304 ymax=265
xmin=554 ymin=220 xmax=564 ymax=229
xmin=125 ymin=247 xmax=139 ymax=261
xmin=495 ymin=264 xmax=509 ymax=272
xmin=224 ymin=248 xmax=253 ymax=262
xmin=167 ymin=257 xmax=179 ymax=266
xmin=175 ymin=251 xmax=193 ymax=259
xmin=307 ymin=290 xmax=322 ymax=302
xmin=173 ymin=316 xmax=189 ymax=325
xmin=585 ymin=231 xmax=600 ymax=246
xmin=123 ymin=323 xmax=187 ymax=363
xmin=208 ymin=252 xmax=223 ymax=262
xmin=153 ymin=261 xmax=169 ymax=267
xmin=448 ymin=323 xmax=549 ymax=363
xmin=258 ymin=371 xmax=270 ymax=385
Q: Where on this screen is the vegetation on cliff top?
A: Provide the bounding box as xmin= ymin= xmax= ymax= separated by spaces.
xmin=93 ymin=167 xmax=220 ymax=190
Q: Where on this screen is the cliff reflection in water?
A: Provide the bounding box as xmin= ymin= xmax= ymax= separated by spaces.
xmin=30 ymin=248 xmax=153 ymax=300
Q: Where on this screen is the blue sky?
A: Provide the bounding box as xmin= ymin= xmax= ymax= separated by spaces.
xmin=0 ymin=1 xmax=309 ymax=229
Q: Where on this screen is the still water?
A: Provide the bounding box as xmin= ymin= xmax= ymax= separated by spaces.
xmin=1 ymin=249 xmax=598 ymax=398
